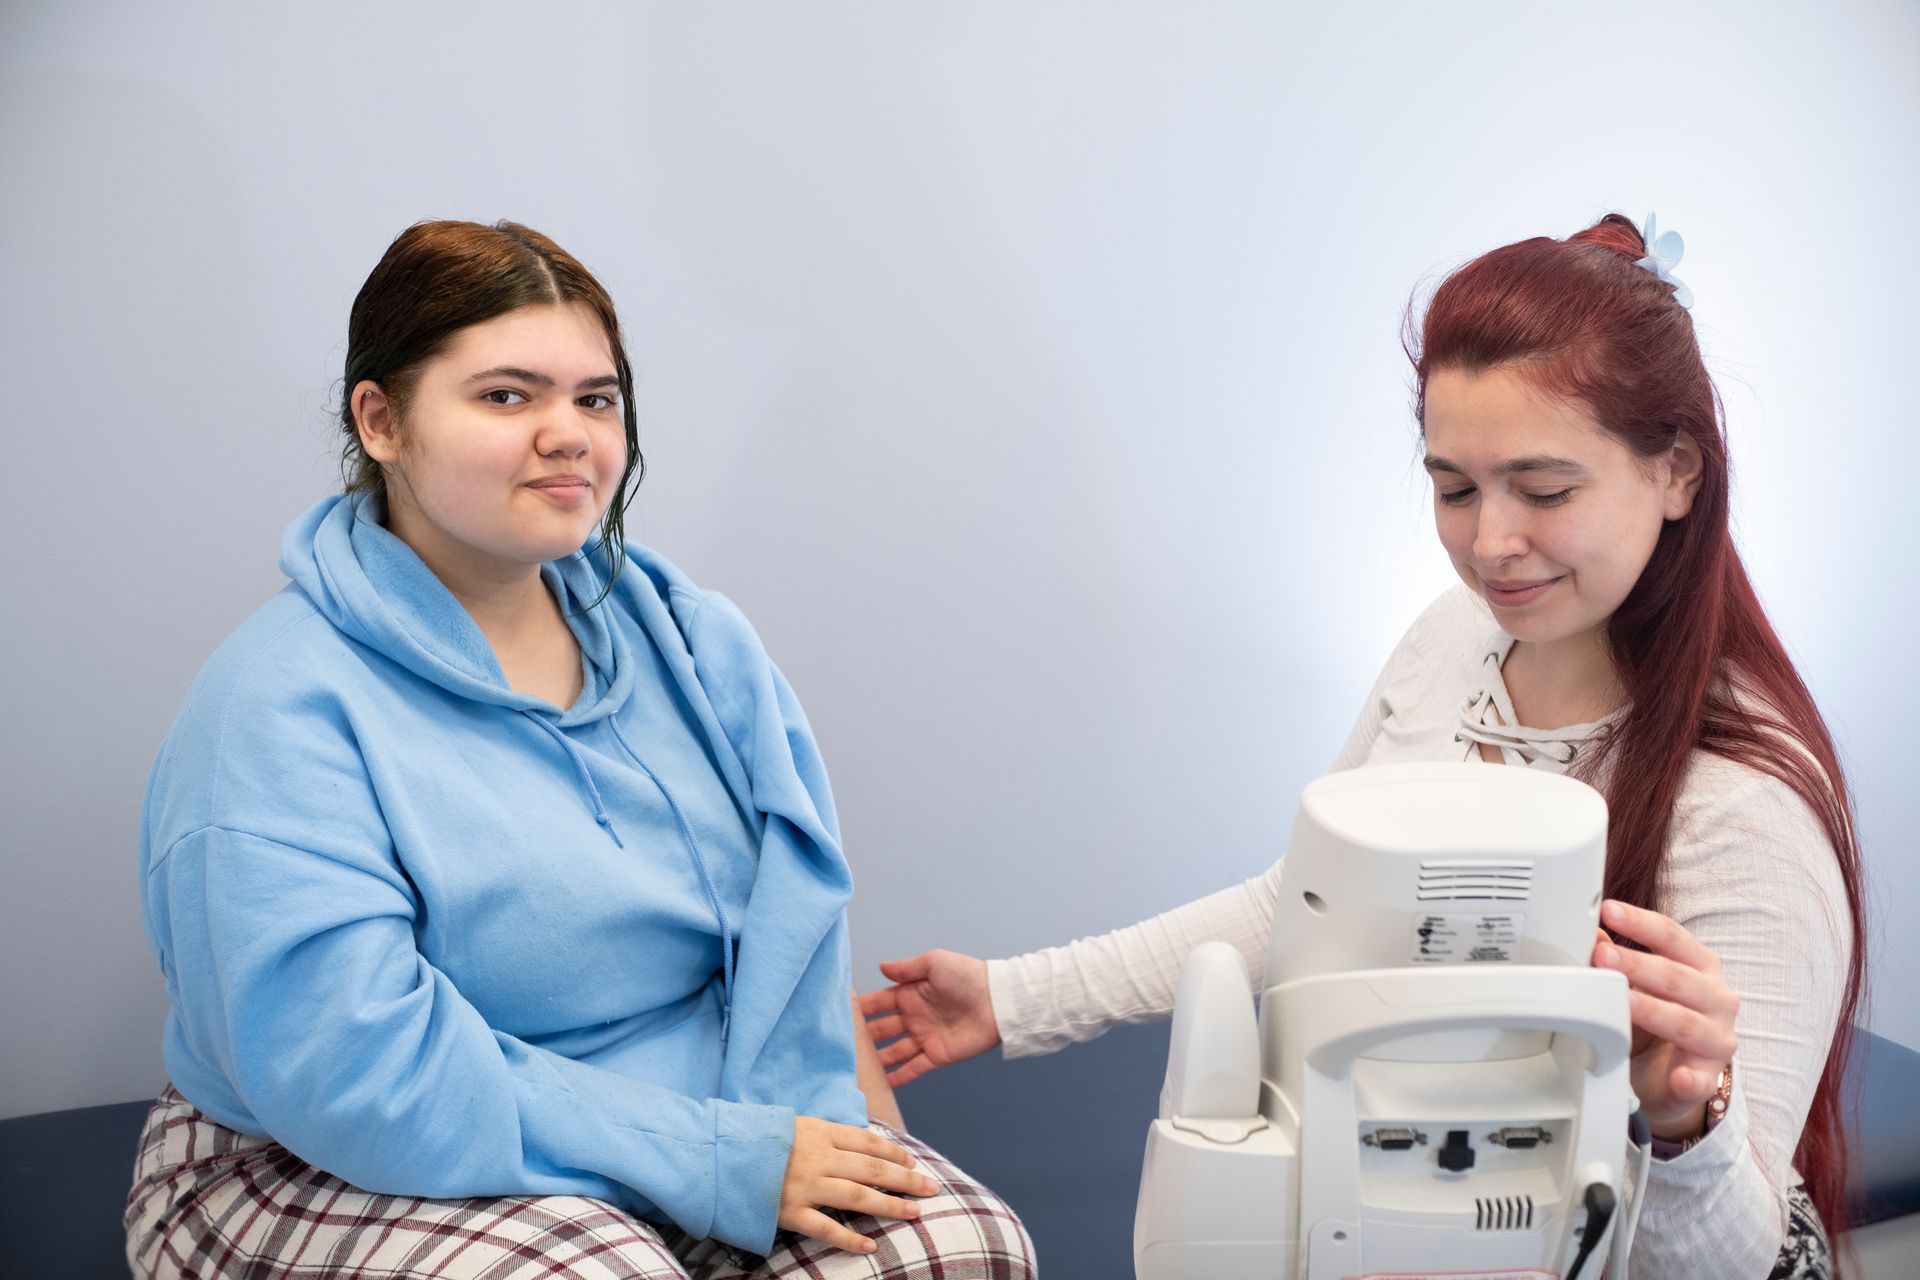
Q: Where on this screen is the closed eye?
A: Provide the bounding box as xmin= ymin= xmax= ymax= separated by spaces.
xmin=1438 ymin=486 xmax=1476 ymax=506
xmin=1528 ymin=489 xmax=1574 ymax=508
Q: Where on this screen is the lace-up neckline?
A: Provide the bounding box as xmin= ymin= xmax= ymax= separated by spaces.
xmin=1454 ymin=642 xmax=1625 ymax=771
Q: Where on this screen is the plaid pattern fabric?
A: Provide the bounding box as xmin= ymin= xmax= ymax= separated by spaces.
xmin=127 ymin=1088 xmax=1036 ymax=1280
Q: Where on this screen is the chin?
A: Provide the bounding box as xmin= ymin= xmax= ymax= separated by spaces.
xmin=521 ymin=519 xmax=604 ymax=560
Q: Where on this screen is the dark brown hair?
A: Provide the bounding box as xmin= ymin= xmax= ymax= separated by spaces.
xmin=1407 ymin=213 xmax=1865 ymax=1246
xmin=339 ymin=220 xmax=643 ymax=591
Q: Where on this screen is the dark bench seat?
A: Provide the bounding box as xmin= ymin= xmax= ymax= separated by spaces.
xmin=6 ymin=1027 xmax=1916 ymax=1278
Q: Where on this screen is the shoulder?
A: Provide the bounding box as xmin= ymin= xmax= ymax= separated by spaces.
xmin=1670 ymin=750 xmax=1835 ymax=859
xmin=1408 ymin=584 xmax=1499 ymax=650
xmin=1665 ymin=749 xmax=1849 ymax=933
xmin=1380 ymin=584 xmax=1502 ymax=684
xmin=165 ymin=587 xmax=350 ymax=742
xmin=145 ymin=588 xmax=386 ymax=856
xmin=606 ymin=542 xmax=769 ymax=663
xmin=181 ymin=581 xmax=401 ymax=723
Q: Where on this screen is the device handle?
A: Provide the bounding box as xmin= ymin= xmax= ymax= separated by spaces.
xmin=1271 ymin=965 xmax=1632 ymax=1076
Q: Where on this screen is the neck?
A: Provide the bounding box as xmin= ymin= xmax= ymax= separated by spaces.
xmin=441 ymin=565 xmax=562 ymax=651
xmin=383 ymin=500 xmax=561 ymax=651
xmin=1501 ymin=625 xmax=1626 ymax=729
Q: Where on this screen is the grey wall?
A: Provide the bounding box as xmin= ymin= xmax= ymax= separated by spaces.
xmin=3 ymin=1 xmax=1915 ymax=1120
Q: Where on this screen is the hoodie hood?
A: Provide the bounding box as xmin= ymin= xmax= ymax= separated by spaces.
xmin=282 ymin=494 xmax=633 ymax=727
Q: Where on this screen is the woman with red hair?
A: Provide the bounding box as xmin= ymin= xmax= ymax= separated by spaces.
xmin=865 ymin=213 xmax=1865 ymax=1278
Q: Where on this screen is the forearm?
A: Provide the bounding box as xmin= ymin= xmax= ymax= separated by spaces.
xmin=987 ymin=862 xmax=1282 ymax=1058
xmin=852 ymin=987 xmax=906 ymax=1130
xmin=1625 ymin=766 xmax=1851 ymax=1276
xmin=1627 ymin=1078 xmax=1788 ymax=1279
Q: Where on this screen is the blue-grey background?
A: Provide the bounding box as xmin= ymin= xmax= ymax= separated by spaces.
xmin=3 ymin=0 xmax=1914 ymax=1151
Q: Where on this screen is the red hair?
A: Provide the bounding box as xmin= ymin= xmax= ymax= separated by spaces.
xmin=1406 ymin=214 xmax=1866 ymax=1246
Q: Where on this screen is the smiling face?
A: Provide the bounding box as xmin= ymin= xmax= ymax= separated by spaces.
xmin=1422 ymin=366 xmax=1700 ymax=655
xmin=352 ymin=302 xmax=627 ymax=587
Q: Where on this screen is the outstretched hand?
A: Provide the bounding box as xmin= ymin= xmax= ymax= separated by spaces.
xmin=857 ymin=950 xmax=1001 ymax=1087
xmin=1590 ymin=898 xmax=1739 ymax=1141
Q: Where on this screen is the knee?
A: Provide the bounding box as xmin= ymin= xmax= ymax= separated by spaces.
xmin=923 ymin=1177 xmax=1039 ymax=1280
xmin=870 ymin=1134 xmax=1038 ymax=1279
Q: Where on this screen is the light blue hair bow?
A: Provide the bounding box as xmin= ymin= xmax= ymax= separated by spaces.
xmin=1634 ymin=212 xmax=1693 ymax=309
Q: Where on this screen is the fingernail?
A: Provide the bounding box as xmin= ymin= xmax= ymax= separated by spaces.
xmin=1596 ymin=942 xmax=1619 ymax=967
xmin=1601 ymin=900 xmax=1623 ymax=922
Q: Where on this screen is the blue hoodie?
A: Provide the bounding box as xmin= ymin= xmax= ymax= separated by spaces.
xmin=138 ymin=495 xmax=866 ymax=1254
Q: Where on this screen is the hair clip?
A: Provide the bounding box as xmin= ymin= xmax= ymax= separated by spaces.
xmin=1634 ymin=213 xmax=1694 ymax=309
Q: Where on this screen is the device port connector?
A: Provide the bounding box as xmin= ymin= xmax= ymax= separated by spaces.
xmin=1487 ymin=1126 xmax=1553 ymax=1149
xmin=1362 ymin=1127 xmax=1428 ymax=1151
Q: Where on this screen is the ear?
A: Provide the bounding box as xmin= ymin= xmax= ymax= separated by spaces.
xmin=351 ymin=380 xmax=401 ymax=464
xmin=1663 ymin=435 xmax=1704 ymax=520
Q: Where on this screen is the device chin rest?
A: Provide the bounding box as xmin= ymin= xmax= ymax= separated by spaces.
xmin=1160 ymin=942 xmax=1263 ymax=1137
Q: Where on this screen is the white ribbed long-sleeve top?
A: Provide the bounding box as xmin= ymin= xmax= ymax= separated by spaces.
xmin=986 ymin=587 xmax=1850 ymax=1279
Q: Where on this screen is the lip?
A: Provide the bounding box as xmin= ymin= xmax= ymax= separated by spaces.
xmin=1480 ymin=576 xmax=1560 ymax=606
xmin=525 ymin=475 xmax=593 ymax=505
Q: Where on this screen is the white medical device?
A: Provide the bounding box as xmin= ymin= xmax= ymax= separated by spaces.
xmin=1134 ymin=762 xmax=1634 ymax=1279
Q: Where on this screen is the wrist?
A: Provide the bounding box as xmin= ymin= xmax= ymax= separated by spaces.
xmin=1646 ymin=1062 xmax=1734 ymax=1149
xmin=1648 ymin=1102 xmax=1709 ymax=1144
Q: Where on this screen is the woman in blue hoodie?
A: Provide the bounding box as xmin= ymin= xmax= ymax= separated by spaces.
xmin=127 ymin=220 xmax=1036 ymax=1280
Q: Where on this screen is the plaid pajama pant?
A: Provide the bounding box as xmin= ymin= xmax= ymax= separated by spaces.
xmin=126 ymin=1088 xmax=1037 ymax=1280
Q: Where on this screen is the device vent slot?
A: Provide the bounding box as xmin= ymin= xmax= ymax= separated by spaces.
xmin=1417 ymin=860 xmax=1533 ymax=902
xmin=1474 ymin=1195 xmax=1534 ymax=1231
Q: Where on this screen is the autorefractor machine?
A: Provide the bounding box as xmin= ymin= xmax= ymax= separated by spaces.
xmin=1134 ymin=762 xmax=1643 ymax=1279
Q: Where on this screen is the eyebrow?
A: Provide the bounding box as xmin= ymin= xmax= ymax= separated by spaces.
xmin=462 ymin=366 xmax=621 ymax=392
xmin=1422 ymin=454 xmax=1589 ymax=478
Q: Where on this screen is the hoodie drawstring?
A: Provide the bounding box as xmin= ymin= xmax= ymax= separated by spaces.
xmin=523 ymin=712 xmax=626 ymax=848
xmin=609 ymin=717 xmax=737 ymax=1044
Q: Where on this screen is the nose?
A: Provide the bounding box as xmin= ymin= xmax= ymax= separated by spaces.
xmin=1471 ymin=498 xmax=1528 ymax=565
xmin=534 ymin=405 xmax=593 ymax=459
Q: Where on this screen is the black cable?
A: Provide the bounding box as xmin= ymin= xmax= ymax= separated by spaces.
xmin=1566 ymin=1182 xmax=1617 ymax=1280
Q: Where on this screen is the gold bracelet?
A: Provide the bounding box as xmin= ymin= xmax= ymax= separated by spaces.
xmin=1678 ymin=1061 xmax=1734 ymax=1153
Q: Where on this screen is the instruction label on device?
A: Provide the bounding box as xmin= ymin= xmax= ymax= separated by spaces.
xmin=1408 ymin=912 xmax=1525 ymax=963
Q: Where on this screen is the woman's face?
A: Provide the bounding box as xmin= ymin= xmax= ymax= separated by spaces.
xmin=1422 ymin=366 xmax=1699 ymax=652
xmin=356 ymin=303 xmax=627 ymax=584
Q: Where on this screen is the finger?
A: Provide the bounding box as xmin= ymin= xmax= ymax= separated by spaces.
xmin=865 ymin=1013 xmax=907 ymax=1043
xmin=886 ymin=1053 xmax=937 ymax=1088
xmin=1626 ymin=989 xmax=1737 ymax=1065
xmin=831 ymin=1124 xmax=919 ymax=1171
xmin=1601 ymin=900 xmax=1718 ymax=974
xmin=1645 ymin=1053 xmax=1724 ymax=1118
xmin=877 ymin=1038 xmax=922 ymax=1069
xmin=782 ymin=1206 xmax=876 ymax=1255
xmin=857 ymin=988 xmax=899 ymax=1017
xmin=821 ymin=1150 xmax=939 ymax=1200
xmin=1595 ymin=941 xmax=1737 ymax=1017
xmin=814 ymin=1176 xmax=927 ymax=1222
xmin=879 ymin=954 xmax=932 ymax=982
xmin=1665 ymin=1059 xmax=1723 ymax=1106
